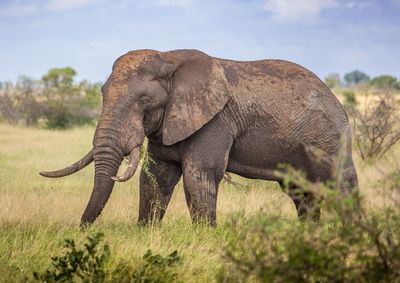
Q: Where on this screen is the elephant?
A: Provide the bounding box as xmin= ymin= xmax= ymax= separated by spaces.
xmin=40 ymin=49 xmax=358 ymax=226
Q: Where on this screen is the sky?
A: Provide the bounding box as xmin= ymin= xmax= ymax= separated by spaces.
xmin=0 ymin=0 xmax=399 ymax=83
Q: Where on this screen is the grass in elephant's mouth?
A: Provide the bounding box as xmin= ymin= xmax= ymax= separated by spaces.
xmin=0 ymin=123 xmax=398 ymax=282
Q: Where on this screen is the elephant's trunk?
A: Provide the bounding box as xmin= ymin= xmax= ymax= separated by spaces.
xmin=80 ymin=125 xmax=143 ymax=226
xmin=80 ymin=127 xmax=124 ymax=226
xmin=80 ymin=168 xmax=117 ymax=225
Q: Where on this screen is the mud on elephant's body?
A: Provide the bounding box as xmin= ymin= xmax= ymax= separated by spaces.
xmin=40 ymin=49 xmax=358 ymax=226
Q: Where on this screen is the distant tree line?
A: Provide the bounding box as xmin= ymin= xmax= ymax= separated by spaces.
xmin=1 ymin=67 xmax=399 ymax=129
xmin=324 ymin=70 xmax=400 ymax=90
xmin=0 ymin=67 xmax=102 ymax=129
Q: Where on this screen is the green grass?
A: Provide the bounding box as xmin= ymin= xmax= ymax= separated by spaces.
xmin=0 ymin=123 xmax=397 ymax=282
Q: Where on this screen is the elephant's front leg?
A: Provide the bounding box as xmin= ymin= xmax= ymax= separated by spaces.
xmin=182 ymin=165 xmax=223 ymax=227
xmin=180 ymin=116 xmax=234 ymax=226
xmin=138 ymin=158 xmax=182 ymax=224
xmin=182 ymin=145 xmax=231 ymax=226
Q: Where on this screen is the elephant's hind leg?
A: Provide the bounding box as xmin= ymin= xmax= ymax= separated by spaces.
xmin=279 ymin=181 xmax=321 ymax=221
xmin=340 ymin=159 xmax=358 ymax=193
xmin=289 ymin=189 xmax=321 ymax=221
xmin=138 ymin=158 xmax=182 ymax=224
xmin=338 ymin=158 xmax=360 ymax=213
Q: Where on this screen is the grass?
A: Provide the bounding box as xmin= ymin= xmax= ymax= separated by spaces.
xmin=0 ymin=123 xmax=397 ymax=282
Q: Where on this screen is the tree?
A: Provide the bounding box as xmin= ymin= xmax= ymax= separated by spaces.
xmin=370 ymin=75 xmax=399 ymax=90
xmin=42 ymin=67 xmax=76 ymax=88
xmin=0 ymin=68 xmax=101 ymax=128
xmin=41 ymin=67 xmax=101 ymax=129
xmin=344 ymin=70 xmax=370 ymax=86
xmin=324 ymin=73 xmax=341 ymax=88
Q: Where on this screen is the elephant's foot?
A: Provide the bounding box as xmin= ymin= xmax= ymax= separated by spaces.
xmin=290 ymin=191 xmax=320 ymax=222
xmin=184 ymin=184 xmax=218 ymax=227
xmin=279 ymin=181 xmax=321 ymax=222
xmin=292 ymin=192 xmax=321 ymax=222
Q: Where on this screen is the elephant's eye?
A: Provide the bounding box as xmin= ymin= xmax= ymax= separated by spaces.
xmin=141 ymin=96 xmax=151 ymax=107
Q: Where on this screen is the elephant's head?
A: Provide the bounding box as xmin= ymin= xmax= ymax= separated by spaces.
xmin=40 ymin=49 xmax=230 ymax=225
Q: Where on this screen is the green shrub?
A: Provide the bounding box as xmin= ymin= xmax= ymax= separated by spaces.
xmin=33 ymin=232 xmax=181 ymax=283
xmin=219 ymin=211 xmax=400 ymax=283
xmin=370 ymin=75 xmax=399 ymax=90
xmin=342 ymin=90 xmax=356 ymax=110
xmin=0 ymin=68 xmax=101 ymax=129
xmin=33 ymin=233 xmax=110 ymax=282
xmin=324 ymin=73 xmax=341 ymax=89
xmin=218 ymin=166 xmax=400 ymax=283
xmin=41 ymin=68 xmax=101 ymax=129
xmin=112 ymin=250 xmax=181 ymax=283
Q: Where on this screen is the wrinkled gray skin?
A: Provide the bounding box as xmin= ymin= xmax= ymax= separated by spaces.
xmin=40 ymin=49 xmax=358 ymax=226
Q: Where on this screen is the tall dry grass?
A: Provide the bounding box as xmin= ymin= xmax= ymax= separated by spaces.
xmin=0 ymin=121 xmax=398 ymax=282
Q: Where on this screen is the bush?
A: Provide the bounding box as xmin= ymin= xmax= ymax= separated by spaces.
xmin=41 ymin=68 xmax=101 ymax=129
xmin=33 ymin=233 xmax=110 ymax=282
xmin=375 ymin=156 xmax=400 ymax=207
xmin=112 ymin=250 xmax=181 ymax=283
xmin=342 ymin=90 xmax=356 ymax=110
xmin=370 ymin=75 xmax=399 ymax=90
xmin=350 ymin=93 xmax=400 ymax=160
xmin=33 ymin=232 xmax=182 ymax=283
xmin=218 ymin=166 xmax=400 ymax=283
xmin=324 ymin=73 xmax=341 ymax=89
xmin=0 ymin=68 xmax=101 ymax=129
xmin=0 ymin=77 xmax=43 ymax=125
xmin=219 ymin=212 xmax=400 ymax=283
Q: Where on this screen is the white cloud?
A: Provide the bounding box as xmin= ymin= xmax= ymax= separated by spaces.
xmin=129 ymin=0 xmax=195 ymax=10
xmin=156 ymin=0 xmax=194 ymax=8
xmin=45 ymin=0 xmax=96 ymax=12
xmin=0 ymin=0 xmax=193 ymax=18
xmin=0 ymin=2 xmax=39 ymax=17
xmin=346 ymin=1 xmax=372 ymax=10
xmin=0 ymin=0 xmax=99 ymax=17
xmin=263 ymin=0 xmax=338 ymax=24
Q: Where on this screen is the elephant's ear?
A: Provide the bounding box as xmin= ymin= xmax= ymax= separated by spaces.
xmin=161 ymin=51 xmax=230 ymax=146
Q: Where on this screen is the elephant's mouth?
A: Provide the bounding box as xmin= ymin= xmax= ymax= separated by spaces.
xmin=110 ymin=146 xmax=141 ymax=182
xmin=143 ymin=109 xmax=164 ymax=137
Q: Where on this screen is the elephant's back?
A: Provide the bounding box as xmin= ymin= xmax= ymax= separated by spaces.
xmin=220 ymin=58 xmax=348 ymax=121
xmin=220 ymin=58 xmax=337 ymax=105
xmin=219 ymin=58 xmax=351 ymax=155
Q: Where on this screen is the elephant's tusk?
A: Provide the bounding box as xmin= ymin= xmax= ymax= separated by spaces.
xmin=39 ymin=149 xmax=94 ymax=178
xmin=111 ymin=147 xmax=141 ymax=182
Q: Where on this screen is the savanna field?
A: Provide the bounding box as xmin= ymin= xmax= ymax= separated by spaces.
xmin=1 ymin=91 xmax=400 ymax=282
xmin=2 ymin=0 xmax=400 ymax=281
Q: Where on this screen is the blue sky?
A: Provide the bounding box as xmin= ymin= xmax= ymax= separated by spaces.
xmin=0 ymin=0 xmax=399 ymax=82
